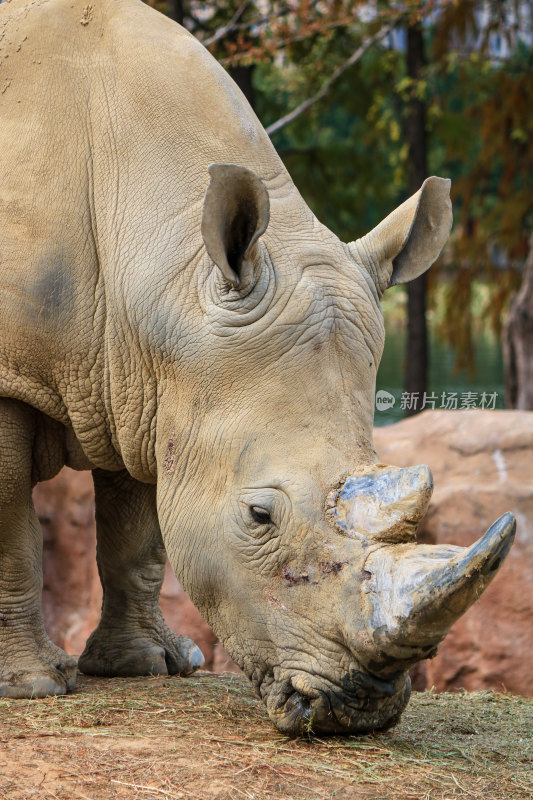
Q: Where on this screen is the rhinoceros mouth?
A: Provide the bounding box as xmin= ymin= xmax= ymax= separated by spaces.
xmin=258 ymin=666 xmax=411 ymax=737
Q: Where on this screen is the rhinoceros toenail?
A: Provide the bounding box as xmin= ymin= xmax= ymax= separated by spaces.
xmin=188 ymin=646 xmax=204 ymax=671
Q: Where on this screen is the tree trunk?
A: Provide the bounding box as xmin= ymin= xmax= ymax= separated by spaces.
xmin=228 ymin=65 xmax=256 ymax=111
xmin=404 ymin=23 xmax=428 ymax=415
xmin=167 ymin=0 xmax=184 ymax=25
xmin=503 ymin=234 xmax=533 ymax=410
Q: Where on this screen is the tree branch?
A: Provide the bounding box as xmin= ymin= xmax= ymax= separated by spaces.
xmin=203 ymin=1 xmax=252 ymax=48
xmin=265 ymin=23 xmax=393 ymax=136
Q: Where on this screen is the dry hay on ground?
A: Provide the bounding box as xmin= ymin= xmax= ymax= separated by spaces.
xmin=0 ymin=672 xmax=531 ymax=800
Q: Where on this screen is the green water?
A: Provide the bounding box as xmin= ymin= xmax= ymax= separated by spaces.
xmin=375 ymin=323 xmax=505 ymax=426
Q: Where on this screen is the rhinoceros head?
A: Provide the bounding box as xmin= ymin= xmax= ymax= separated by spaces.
xmin=156 ymin=164 xmax=515 ymax=736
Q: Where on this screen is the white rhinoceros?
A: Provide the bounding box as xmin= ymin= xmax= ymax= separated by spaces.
xmin=0 ymin=0 xmax=515 ymax=735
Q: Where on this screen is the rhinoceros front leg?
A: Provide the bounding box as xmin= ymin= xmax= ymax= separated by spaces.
xmin=78 ymin=469 xmax=203 ymax=677
xmin=0 ymin=398 xmax=77 ymax=698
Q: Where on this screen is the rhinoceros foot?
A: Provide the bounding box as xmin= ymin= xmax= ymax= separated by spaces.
xmin=78 ymin=617 xmax=204 ymax=678
xmin=0 ymin=637 xmax=77 ymax=699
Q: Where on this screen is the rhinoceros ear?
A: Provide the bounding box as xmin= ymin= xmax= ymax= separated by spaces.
xmin=201 ymin=163 xmax=270 ymax=288
xmin=349 ymin=177 xmax=452 ymax=294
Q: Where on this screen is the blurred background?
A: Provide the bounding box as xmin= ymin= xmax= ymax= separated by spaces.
xmin=145 ymin=0 xmax=533 ymax=423
xmin=38 ymin=0 xmax=533 ymax=695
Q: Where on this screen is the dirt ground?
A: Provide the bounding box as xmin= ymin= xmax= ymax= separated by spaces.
xmin=0 ymin=673 xmax=531 ymax=800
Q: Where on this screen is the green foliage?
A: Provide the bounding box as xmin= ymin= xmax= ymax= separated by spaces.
xmin=426 ymin=18 xmax=532 ymax=362
xmin=255 ymin=41 xmax=405 ymax=241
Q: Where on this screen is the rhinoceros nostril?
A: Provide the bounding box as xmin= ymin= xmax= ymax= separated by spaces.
xmin=285 ymin=691 xmax=311 ymax=721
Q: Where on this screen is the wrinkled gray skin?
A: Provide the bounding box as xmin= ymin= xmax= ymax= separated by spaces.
xmin=0 ymin=0 xmax=515 ymax=735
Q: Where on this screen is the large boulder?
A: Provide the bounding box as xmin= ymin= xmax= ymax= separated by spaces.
xmin=35 ymin=409 xmax=533 ymax=692
xmin=375 ymin=409 xmax=533 ymax=695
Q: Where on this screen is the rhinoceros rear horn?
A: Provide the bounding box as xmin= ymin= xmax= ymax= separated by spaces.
xmin=201 ymin=163 xmax=270 ymax=288
xmin=348 ymin=177 xmax=452 ymax=295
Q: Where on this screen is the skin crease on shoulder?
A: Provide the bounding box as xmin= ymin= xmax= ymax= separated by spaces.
xmin=0 ymin=0 xmax=516 ymax=736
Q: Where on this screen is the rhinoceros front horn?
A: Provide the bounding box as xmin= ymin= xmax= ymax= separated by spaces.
xmin=332 ymin=466 xmax=516 ymax=672
xmin=363 ymin=512 xmax=516 ymax=669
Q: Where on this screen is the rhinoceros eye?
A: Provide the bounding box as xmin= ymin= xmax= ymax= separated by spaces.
xmin=249 ymin=505 xmax=272 ymax=526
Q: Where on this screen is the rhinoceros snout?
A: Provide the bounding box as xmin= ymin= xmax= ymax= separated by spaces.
xmin=265 ymin=669 xmax=411 ymax=737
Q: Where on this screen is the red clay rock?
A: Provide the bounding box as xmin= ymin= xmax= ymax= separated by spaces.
xmin=35 ymin=470 xmax=101 ymax=657
xmin=375 ymin=409 xmax=533 ymax=696
xmin=35 ymin=409 xmax=533 ymax=692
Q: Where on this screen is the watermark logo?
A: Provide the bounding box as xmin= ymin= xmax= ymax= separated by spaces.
xmin=375 ymin=390 xmax=500 ymax=412
xmin=375 ymin=390 xmax=396 ymax=411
